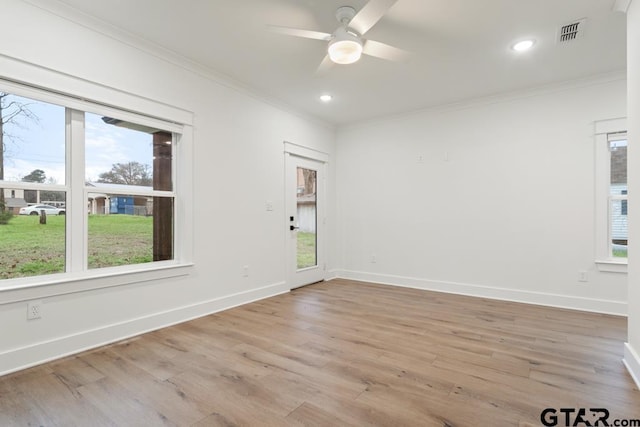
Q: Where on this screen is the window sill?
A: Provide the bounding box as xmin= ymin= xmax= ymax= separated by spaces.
xmin=595 ymin=259 xmax=628 ymax=273
xmin=0 ymin=262 xmax=194 ymax=305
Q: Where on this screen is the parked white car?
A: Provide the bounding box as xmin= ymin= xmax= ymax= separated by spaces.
xmin=19 ymin=204 xmax=66 ymax=216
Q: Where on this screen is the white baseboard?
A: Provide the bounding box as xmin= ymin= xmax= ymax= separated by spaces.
xmin=334 ymin=270 xmax=627 ymax=316
xmin=623 ymin=343 xmax=640 ymax=390
xmin=0 ymin=281 xmax=289 ymax=376
xmin=326 ymin=269 xmax=340 ymax=281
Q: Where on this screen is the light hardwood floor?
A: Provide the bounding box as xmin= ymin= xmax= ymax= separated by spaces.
xmin=1 ymin=279 xmax=639 ymax=426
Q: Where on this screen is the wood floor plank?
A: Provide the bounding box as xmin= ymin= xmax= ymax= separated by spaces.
xmin=77 ymin=377 xmax=175 ymax=426
xmin=285 ymin=401 xmax=357 ymax=426
xmin=1 ymin=278 xmax=639 ymax=426
xmin=107 ymin=336 xmax=186 ymax=381
xmin=167 ymin=367 xmax=300 ymax=422
xmin=80 ymin=349 xmax=208 ymax=425
xmin=5 ymin=369 xmax=116 ymax=427
xmin=305 ymin=391 xmax=434 ymax=427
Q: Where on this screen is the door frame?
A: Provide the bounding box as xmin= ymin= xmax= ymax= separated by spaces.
xmin=284 ymin=142 xmax=329 ymax=289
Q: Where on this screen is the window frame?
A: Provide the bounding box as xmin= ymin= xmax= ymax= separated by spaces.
xmin=0 ymin=78 xmax=194 ymax=302
xmin=595 ymin=117 xmax=628 ymax=273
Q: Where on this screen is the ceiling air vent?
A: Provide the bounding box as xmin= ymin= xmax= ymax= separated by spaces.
xmin=558 ymin=19 xmax=586 ymax=43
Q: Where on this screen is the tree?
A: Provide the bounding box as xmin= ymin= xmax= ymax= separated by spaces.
xmin=0 ymin=200 xmax=12 ymax=225
xmin=0 ymin=92 xmax=39 ymax=212
xmin=22 ymin=168 xmax=46 ymax=183
xmin=97 ymin=161 xmax=152 ymax=186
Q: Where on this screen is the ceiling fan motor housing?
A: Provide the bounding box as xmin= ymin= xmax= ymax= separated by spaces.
xmin=335 ymin=6 xmax=357 ymax=24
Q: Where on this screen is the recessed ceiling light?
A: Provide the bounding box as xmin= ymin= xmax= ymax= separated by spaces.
xmin=320 ymin=94 xmax=333 ymax=102
xmin=512 ymin=40 xmax=535 ymax=52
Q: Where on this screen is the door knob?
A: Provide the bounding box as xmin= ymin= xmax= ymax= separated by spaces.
xmin=290 ymin=225 xmax=299 ymax=231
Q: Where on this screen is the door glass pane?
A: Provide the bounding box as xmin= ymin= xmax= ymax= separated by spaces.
xmin=297 ymin=167 xmax=317 ymax=269
xmin=609 ymin=138 xmax=627 ymax=257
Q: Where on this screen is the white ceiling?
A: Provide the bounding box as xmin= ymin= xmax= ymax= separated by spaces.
xmin=50 ymin=0 xmax=626 ymax=125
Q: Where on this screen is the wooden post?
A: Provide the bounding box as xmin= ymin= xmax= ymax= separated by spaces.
xmin=153 ymin=132 xmax=173 ymax=261
xmin=39 ymin=210 xmax=46 ymax=224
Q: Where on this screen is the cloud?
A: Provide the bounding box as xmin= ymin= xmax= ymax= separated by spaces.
xmin=4 ymin=158 xmax=65 ymax=184
xmin=84 ymin=114 xmax=153 ymax=180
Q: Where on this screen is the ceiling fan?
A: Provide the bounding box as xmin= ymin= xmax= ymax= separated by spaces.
xmin=268 ymin=0 xmax=408 ymax=71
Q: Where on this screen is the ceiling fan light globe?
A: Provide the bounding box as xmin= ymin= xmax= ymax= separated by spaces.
xmin=328 ymin=40 xmax=363 ymax=64
xmin=328 ymin=28 xmax=363 ymax=64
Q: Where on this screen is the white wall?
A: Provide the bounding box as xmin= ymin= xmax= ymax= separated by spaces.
xmin=0 ymin=0 xmax=336 ymax=374
xmin=336 ymin=76 xmax=627 ymax=314
xmin=625 ymin=0 xmax=640 ymax=388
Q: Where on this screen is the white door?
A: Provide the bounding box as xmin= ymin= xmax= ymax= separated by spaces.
xmin=286 ymin=152 xmax=326 ymax=289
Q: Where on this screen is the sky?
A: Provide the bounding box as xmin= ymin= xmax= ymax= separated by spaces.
xmin=2 ymin=93 xmax=152 ymax=185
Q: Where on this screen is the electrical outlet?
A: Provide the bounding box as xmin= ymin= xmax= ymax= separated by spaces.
xmin=27 ymin=300 xmax=42 ymax=320
xmin=578 ymin=271 xmax=588 ymax=282
xmin=370 ymin=254 xmax=377 ymax=263
xmin=242 ymin=265 xmax=249 ymax=277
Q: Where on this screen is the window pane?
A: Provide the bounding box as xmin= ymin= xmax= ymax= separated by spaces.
xmin=0 ymin=189 xmax=66 ymax=279
xmin=610 ymin=138 xmax=627 ymax=258
xmin=88 ymin=197 xmax=173 ymax=269
xmin=86 ymin=113 xmax=174 ymax=269
xmin=610 ymin=139 xmax=627 ymax=188
xmin=85 ymin=113 xmax=172 ymax=191
xmin=0 ymin=93 xmax=66 ymax=184
xmin=297 ymin=167 xmax=317 ymax=269
xmin=0 ymin=91 xmax=66 ymax=281
xmin=611 ymin=198 xmax=628 ymax=258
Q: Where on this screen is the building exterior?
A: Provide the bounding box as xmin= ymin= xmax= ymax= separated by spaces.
xmin=86 ymin=182 xmax=152 ymax=215
xmin=1 ymin=188 xmax=27 ymax=214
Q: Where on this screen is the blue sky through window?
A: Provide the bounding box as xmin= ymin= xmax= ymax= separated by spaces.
xmin=2 ymin=94 xmax=65 ymax=183
xmin=85 ymin=112 xmax=152 ymax=184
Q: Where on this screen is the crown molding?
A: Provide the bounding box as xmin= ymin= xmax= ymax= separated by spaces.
xmin=613 ymin=0 xmax=632 ymax=13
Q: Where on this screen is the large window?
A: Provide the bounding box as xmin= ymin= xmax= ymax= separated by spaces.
xmin=595 ymin=118 xmax=627 ymax=272
xmin=0 ymin=86 xmax=181 ymax=283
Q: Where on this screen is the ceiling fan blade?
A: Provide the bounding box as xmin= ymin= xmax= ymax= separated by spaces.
xmin=363 ymin=39 xmax=410 ymax=62
xmin=315 ymin=55 xmax=334 ymax=75
xmin=349 ymin=0 xmax=398 ymax=36
xmin=267 ymin=25 xmax=332 ymax=41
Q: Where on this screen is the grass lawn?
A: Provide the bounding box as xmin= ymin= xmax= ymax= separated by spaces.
xmin=88 ymin=215 xmax=153 ymax=269
xmin=0 ymin=215 xmax=65 ymax=279
xmin=297 ymin=231 xmax=317 ymax=269
xmin=0 ymin=214 xmax=153 ymax=279
xmin=613 ymin=248 xmax=628 ymax=258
